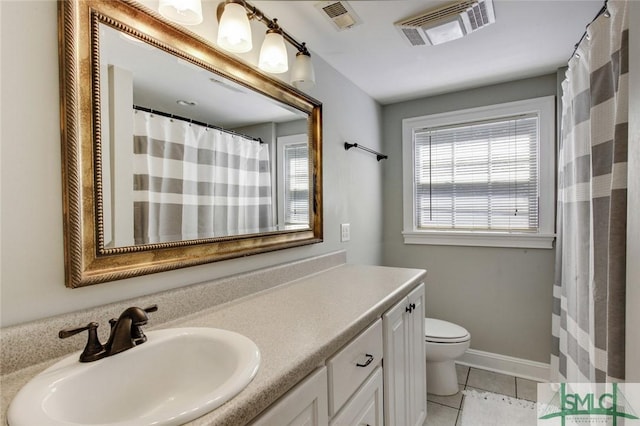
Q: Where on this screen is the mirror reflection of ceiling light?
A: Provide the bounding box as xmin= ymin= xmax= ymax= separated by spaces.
xmin=158 ymin=0 xmax=203 ymax=26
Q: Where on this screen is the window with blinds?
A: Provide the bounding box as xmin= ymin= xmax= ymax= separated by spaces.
xmin=413 ymin=114 xmax=539 ymax=232
xmin=284 ymin=142 xmax=309 ymax=224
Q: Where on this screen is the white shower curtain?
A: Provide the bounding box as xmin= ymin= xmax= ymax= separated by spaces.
xmin=551 ymin=0 xmax=629 ymax=382
xmin=132 ymin=110 xmax=273 ymax=244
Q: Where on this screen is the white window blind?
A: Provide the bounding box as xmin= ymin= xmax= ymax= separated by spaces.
xmin=414 ymin=114 xmax=539 ymax=232
xmin=284 ymin=143 xmax=309 ymax=224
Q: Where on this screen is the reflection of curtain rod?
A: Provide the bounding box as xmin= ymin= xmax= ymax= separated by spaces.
xmin=133 ymin=105 xmax=264 ymax=144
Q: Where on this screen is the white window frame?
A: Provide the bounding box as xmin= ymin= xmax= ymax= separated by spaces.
xmin=402 ymin=96 xmax=556 ymax=249
xmin=276 ymin=133 xmax=309 ymax=229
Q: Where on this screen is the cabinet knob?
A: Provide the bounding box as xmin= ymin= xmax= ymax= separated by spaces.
xmin=406 ymin=305 xmax=412 ymax=313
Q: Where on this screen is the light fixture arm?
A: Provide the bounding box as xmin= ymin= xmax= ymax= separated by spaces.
xmin=218 ymin=0 xmax=311 ymax=56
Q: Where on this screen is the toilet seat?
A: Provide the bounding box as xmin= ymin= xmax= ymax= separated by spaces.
xmin=425 ymin=318 xmax=470 ymax=344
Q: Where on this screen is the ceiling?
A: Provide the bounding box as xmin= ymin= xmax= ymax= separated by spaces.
xmin=252 ymin=0 xmax=604 ymax=105
xmin=101 ymin=24 xmax=304 ymax=127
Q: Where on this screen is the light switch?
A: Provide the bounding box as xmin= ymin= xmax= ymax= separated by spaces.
xmin=341 ymin=223 xmax=350 ymax=242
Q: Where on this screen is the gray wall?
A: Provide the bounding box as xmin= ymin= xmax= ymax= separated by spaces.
xmin=0 ymin=1 xmax=383 ymax=327
xmin=381 ymin=74 xmax=558 ymax=364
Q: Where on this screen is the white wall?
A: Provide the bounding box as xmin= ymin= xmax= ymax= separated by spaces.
xmin=0 ymin=1 xmax=384 ymax=327
xmin=381 ymin=74 xmax=558 ymax=364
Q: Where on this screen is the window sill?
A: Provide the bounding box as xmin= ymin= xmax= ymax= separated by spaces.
xmin=402 ymin=231 xmax=555 ymax=249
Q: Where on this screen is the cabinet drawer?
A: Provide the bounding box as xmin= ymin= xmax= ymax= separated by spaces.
xmin=330 ymin=367 xmax=383 ymax=426
xmin=327 ymin=319 xmax=383 ymax=416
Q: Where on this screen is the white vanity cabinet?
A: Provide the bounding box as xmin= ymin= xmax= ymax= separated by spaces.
xmin=252 ymin=319 xmax=384 ymax=426
xmin=251 ymin=367 xmax=329 ymax=426
xmin=327 ymin=319 xmax=383 ymax=417
xmin=382 ymin=283 xmax=427 ymax=426
xmin=250 ymin=280 xmax=426 ymax=426
xmin=329 ymin=366 xmax=384 ymax=426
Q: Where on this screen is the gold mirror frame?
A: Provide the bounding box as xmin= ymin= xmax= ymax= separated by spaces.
xmin=59 ymin=0 xmax=323 ymax=288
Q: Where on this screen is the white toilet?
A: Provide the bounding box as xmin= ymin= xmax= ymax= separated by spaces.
xmin=425 ymin=318 xmax=471 ymax=396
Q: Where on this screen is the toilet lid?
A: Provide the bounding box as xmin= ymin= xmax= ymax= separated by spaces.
xmin=425 ymin=318 xmax=470 ymax=343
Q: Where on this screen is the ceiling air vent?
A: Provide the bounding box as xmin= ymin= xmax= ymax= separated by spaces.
xmin=315 ymin=1 xmax=362 ymax=31
xmin=395 ymin=0 xmax=495 ymax=46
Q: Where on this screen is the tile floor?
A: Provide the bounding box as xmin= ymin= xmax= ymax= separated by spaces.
xmin=424 ymin=364 xmax=540 ymax=426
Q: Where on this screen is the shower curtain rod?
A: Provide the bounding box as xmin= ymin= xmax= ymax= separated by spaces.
xmin=133 ymin=105 xmax=264 ymax=144
xmin=570 ymin=0 xmax=609 ymax=60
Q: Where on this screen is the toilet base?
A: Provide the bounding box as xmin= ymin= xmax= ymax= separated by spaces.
xmin=426 ymin=360 xmax=459 ymax=396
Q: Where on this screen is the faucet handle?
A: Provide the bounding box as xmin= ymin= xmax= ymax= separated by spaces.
xmin=59 ymin=322 xmax=98 ymax=339
xmin=143 ymin=304 xmax=158 ymax=314
xmin=59 ymin=322 xmax=106 ymax=363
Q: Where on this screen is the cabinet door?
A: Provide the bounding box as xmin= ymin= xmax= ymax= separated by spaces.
xmin=251 ymin=367 xmax=329 ymax=426
xmin=382 ymin=297 xmax=408 ymax=426
xmin=330 ymin=367 xmax=383 ymax=426
xmin=406 ymin=283 xmax=427 ymax=426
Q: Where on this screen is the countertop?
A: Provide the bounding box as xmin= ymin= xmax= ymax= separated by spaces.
xmin=1 ymin=264 xmax=426 ymax=425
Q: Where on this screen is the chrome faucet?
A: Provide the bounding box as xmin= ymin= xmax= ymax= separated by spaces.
xmin=59 ymin=305 xmax=158 ymax=362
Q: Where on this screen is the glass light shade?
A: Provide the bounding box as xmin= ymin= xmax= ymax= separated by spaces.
xmin=291 ymin=52 xmax=315 ymax=90
xmin=158 ymin=0 xmax=203 ymax=26
xmin=258 ymin=31 xmax=288 ymax=74
xmin=217 ymin=3 xmax=252 ymax=53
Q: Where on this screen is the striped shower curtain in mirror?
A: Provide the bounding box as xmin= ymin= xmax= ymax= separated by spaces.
xmin=133 ymin=110 xmax=273 ymax=244
xmin=551 ymin=0 xmax=628 ymax=382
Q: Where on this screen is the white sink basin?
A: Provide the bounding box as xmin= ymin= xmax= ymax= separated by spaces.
xmin=8 ymin=327 xmax=260 ymax=426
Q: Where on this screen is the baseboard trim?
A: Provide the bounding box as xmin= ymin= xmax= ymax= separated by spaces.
xmin=457 ymin=348 xmax=550 ymax=382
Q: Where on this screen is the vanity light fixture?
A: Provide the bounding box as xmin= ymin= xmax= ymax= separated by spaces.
xmin=158 ymin=0 xmax=203 ymax=26
xmin=291 ymin=50 xmax=315 ymax=91
xmin=258 ymin=23 xmax=288 ymax=74
xmin=216 ymin=0 xmax=316 ymax=88
xmin=216 ymin=1 xmax=252 ymax=52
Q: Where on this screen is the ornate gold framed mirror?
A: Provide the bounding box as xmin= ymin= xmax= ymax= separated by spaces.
xmin=59 ymin=0 xmax=323 ymax=288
